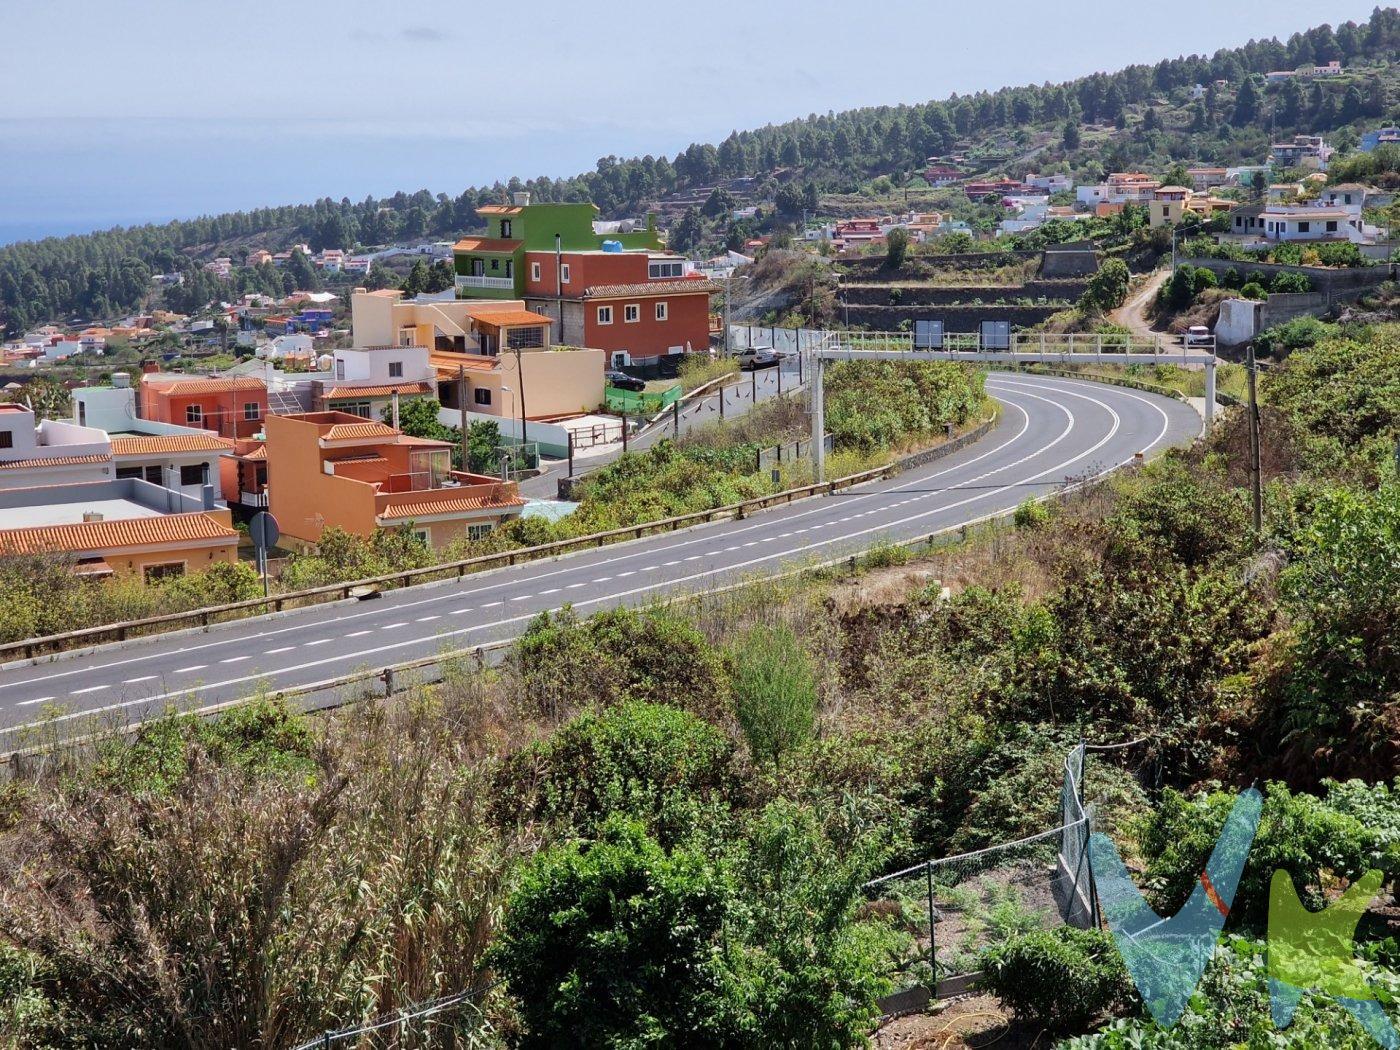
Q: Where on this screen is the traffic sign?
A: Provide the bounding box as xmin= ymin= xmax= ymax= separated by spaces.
xmin=249 ymin=511 xmax=280 ymax=551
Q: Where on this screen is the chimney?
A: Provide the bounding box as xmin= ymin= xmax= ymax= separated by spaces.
xmin=391 ymin=390 xmax=401 ymax=431
xmin=141 ymin=360 xmax=161 ymax=374
xmin=82 ymin=511 xmax=104 ymax=523
xmin=513 ymin=191 xmax=531 ymax=207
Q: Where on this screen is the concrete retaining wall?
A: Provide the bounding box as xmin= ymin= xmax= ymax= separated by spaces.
xmin=840 ymin=303 xmax=1066 ymax=331
xmin=840 ymin=280 xmax=1087 ymax=307
xmin=1182 ymin=257 xmax=1395 ymax=303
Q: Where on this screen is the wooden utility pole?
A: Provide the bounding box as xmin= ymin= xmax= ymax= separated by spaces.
xmin=1246 ymin=343 xmax=1262 ymax=534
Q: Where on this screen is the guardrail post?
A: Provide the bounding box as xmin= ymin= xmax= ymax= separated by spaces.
xmin=382 ymin=668 xmax=394 ymax=697
xmin=474 ymin=648 xmax=485 ymax=671
xmin=201 ymin=611 xmax=210 ymax=629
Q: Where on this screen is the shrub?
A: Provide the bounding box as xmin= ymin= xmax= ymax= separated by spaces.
xmin=490 ymin=817 xmax=741 ymax=1048
xmin=1080 ymin=259 xmax=1131 ymax=313
xmin=1240 ymin=281 xmax=1268 ymax=299
xmin=981 ymin=927 xmax=1130 ymax=1031
xmin=1221 ymin=266 xmax=1244 ymax=289
xmin=1192 ymin=266 xmax=1218 ymax=292
xmin=1271 ymin=270 xmax=1312 ymax=293
xmin=491 ymin=701 xmax=736 ymax=845
xmin=1014 ymin=498 xmax=1051 ymax=529
xmin=729 ymin=623 xmax=818 ymax=769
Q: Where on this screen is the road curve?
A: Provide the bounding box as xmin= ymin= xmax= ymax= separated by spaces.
xmin=0 ymin=372 xmax=1200 ymax=743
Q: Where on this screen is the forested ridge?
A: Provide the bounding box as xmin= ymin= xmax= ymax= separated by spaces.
xmin=3 ymin=8 xmax=1398 ymax=334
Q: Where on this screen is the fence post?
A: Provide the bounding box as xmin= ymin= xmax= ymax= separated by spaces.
xmin=926 ymin=863 xmax=937 ymax=987
xmin=622 ymin=412 xmax=628 ymax=452
xmin=673 ymin=399 xmax=680 ymax=437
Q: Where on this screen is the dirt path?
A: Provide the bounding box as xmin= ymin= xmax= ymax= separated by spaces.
xmin=1111 ymin=269 xmax=1168 ymax=341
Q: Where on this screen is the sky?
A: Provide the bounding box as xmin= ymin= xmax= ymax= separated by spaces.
xmin=0 ymin=0 xmax=1383 ymax=245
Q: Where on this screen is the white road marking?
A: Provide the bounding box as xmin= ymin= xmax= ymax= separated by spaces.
xmin=566 ymin=582 xmax=586 ymax=589
xmin=174 ymin=665 xmax=206 ymax=674
xmin=123 ymin=675 xmax=157 ymax=684
xmin=304 ymin=639 xmax=331 ymax=647
xmin=72 ymin=684 xmax=108 ymax=694
xmin=415 ymin=615 xmax=440 ymax=622
xmin=540 ymin=588 xmax=560 ymax=595
xmin=266 ymin=646 xmax=295 ymax=655
xmin=346 ymin=630 xmax=372 ymax=638
xmin=382 ymin=622 xmax=408 ymax=629
xmin=18 ymin=696 xmax=54 ymax=706
xmin=220 ymin=656 xmax=249 ymax=664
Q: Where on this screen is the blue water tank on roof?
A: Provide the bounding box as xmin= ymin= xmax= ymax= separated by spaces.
xmin=601 ymin=240 xmax=623 ymax=252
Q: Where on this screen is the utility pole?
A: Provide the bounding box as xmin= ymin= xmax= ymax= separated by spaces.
xmin=811 ymin=353 xmax=825 ymax=484
xmin=457 ymin=365 xmax=468 ymax=471
xmin=554 ymin=233 xmax=565 ymax=344
xmin=512 ymin=344 xmax=528 ymax=449
xmin=1246 ymin=343 xmax=1263 ymax=535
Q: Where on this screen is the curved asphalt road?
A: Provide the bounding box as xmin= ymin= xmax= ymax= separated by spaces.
xmin=0 ymin=373 xmax=1200 ymax=745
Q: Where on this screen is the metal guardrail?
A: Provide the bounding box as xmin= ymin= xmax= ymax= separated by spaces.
xmin=0 ymin=456 xmax=906 ymax=663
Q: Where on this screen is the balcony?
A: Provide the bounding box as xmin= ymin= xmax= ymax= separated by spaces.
xmin=455 ymin=274 xmax=515 ymax=291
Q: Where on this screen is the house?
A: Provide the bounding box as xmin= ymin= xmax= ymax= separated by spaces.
xmin=1265 ymin=70 xmax=1298 ymax=83
xmin=246 ymin=249 xmax=273 ymax=268
xmin=1310 ymin=61 xmax=1343 ymax=77
xmin=350 ymin=291 xmax=606 ymax=419
xmin=519 ymin=247 xmax=718 ymax=368
xmin=1024 ymin=173 xmax=1073 ymax=195
xmin=453 ymin=193 xmax=662 ymax=301
xmin=831 ymin=219 xmax=885 ymax=250
xmin=1105 ymin=173 xmax=1160 ymax=204
xmin=260 ymin=411 xmax=526 ymax=550
xmin=1187 ymin=167 xmax=1228 ymax=192
xmin=317 ymin=249 xmax=346 ymax=272
xmin=1227 ymin=204 xmax=1368 ymax=243
xmin=1361 ymin=127 xmax=1400 ymax=152
xmin=139 ymin=370 xmax=269 ymax=439
xmin=0 ymin=403 xmax=113 ymax=491
xmin=1271 ymin=135 xmax=1332 ymax=171
xmin=1320 ymin=184 xmax=1368 ymax=211
xmin=72 ymin=375 xmax=232 ymax=504
xmin=964 ymin=178 xmax=1023 ymax=200
xmin=923 ymin=165 xmax=962 ymax=187
xmin=1148 ymin=186 xmax=1192 ymax=228
xmin=0 ymin=478 xmax=238 ymax=581
xmin=204 ymin=257 xmax=233 ymax=279
xmin=313 ymin=345 xmax=439 ymax=418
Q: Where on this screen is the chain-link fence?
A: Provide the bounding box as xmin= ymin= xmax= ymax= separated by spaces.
xmin=288 ymin=982 xmax=502 ymax=1050
xmin=864 ymin=743 xmax=1100 ymax=1008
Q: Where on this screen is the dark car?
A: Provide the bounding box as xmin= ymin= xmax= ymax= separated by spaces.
xmin=605 ymin=370 xmax=646 ymax=392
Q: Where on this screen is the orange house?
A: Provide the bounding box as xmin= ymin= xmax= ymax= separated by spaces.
xmin=262 ymin=412 xmax=526 ymax=549
xmin=139 ymin=373 xmax=269 ymax=439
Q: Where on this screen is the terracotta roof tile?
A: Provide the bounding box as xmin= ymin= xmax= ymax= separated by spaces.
xmin=143 ymin=376 xmax=267 ymax=395
xmin=430 ymin=352 xmax=498 ymax=374
xmin=324 ymin=382 xmax=434 ymax=400
xmin=452 ymin=237 xmax=523 ymax=253
xmin=110 ymin=434 xmax=234 ymax=456
xmin=379 ymin=490 xmax=527 ymax=521
xmin=583 ymin=279 xmax=719 ymax=299
xmin=322 ymin=421 xmax=399 ymax=442
xmin=470 ymin=310 xmax=553 ymax=329
xmin=0 ymin=453 xmax=112 ymax=471
xmin=0 ymin=512 xmax=237 ymax=555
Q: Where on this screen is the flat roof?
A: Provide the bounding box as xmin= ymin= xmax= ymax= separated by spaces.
xmin=3 ymin=497 xmax=162 ymax=530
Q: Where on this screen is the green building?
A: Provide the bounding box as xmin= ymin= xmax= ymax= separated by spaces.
xmin=452 ymin=193 xmax=663 ymax=300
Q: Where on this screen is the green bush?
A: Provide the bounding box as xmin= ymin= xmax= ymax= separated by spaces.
xmin=729 ymin=623 xmax=818 ymax=769
xmin=1013 ymin=498 xmax=1051 ymax=529
xmin=1272 ymin=270 xmax=1313 ymax=293
xmin=981 ymin=926 xmax=1130 ymax=1031
xmin=1240 ymin=281 xmax=1268 ymax=299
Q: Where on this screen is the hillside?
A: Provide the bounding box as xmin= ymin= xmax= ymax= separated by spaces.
xmin=2 ymin=9 xmax=1399 ymax=335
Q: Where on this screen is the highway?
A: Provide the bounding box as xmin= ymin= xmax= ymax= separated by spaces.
xmin=0 ymin=373 xmax=1200 ymax=745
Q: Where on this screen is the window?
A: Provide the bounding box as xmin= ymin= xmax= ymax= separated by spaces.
xmin=0 ymin=431 xmax=11 ymax=449
xmin=1298 ymin=221 xmax=1310 ymax=233
xmin=648 ymin=260 xmax=684 ymax=278
xmin=504 ymin=260 xmax=513 ymax=278
xmin=335 ymin=358 xmax=346 ymax=380
xmin=1326 ymin=220 xmax=1338 ymax=232
xmin=531 ymin=261 xmax=541 ymax=282
xmin=468 ymin=523 xmax=494 ymax=541
xmin=338 ymin=400 xmax=372 ymax=418
xmin=500 ymin=219 xmax=512 ymax=238
xmin=144 ymin=562 xmax=185 ymax=583
xmin=506 ymin=326 xmax=545 ymax=350
xmin=180 ymin=464 xmax=207 ymax=487
xmin=490 ymin=258 xmax=499 ymax=271
xmin=243 ymin=402 xmax=260 ymax=420
xmin=624 ymin=304 xmax=640 ymax=323
xmin=388 ymin=361 xmax=403 ymax=378
xmin=655 ymin=301 xmax=668 ymax=321
xmin=412 ymin=528 xmax=432 ymax=548
xmin=116 ymin=465 xmax=161 ymax=484
xmin=474 ymin=388 xmax=492 ymax=406
xmin=186 ymin=404 xmax=203 ymax=425
xmin=597 ymin=305 xmax=613 ymax=325
xmin=561 ymin=263 xmax=570 ymax=284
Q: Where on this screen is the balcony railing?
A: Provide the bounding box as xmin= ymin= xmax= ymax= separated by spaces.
xmin=455 ymin=274 xmax=515 ymax=291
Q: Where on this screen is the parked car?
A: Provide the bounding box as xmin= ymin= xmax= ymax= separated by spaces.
xmin=736 ymin=348 xmax=780 ymax=370
xmin=1183 ymin=325 xmax=1213 ymax=349
xmin=605 ymin=370 xmax=646 ymax=392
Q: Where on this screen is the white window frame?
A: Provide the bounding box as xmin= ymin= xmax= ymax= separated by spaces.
xmin=561 ymin=263 xmax=571 ymax=284
xmin=243 ymin=401 xmax=260 ymax=421
xmin=655 ymin=301 xmax=668 ymax=321
xmin=468 ymin=523 xmax=494 ymax=541
xmin=624 ymin=303 xmax=640 ymax=324
xmin=597 ymin=305 xmax=613 ymax=325
xmin=531 ymin=261 xmax=541 ymax=282
xmin=185 ymin=404 xmax=203 ymax=425
xmin=388 ymin=361 xmax=403 ymax=378
xmin=412 ymin=527 xmax=431 ymax=548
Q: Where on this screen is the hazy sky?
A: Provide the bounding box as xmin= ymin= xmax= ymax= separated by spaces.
xmin=0 ymin=0 xmax=1381 ymax=243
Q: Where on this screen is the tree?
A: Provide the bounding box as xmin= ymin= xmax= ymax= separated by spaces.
xmin=885 ymin=227 xmax=911 ymax=269
xmin=729 ymin=624 xmax=817 ymax=768
xmin=285 ymin=248 xmax=321 ymax=293
xmin=702 ymin=187 xmax=736 ymax=218
xmin=1079 ymin=258 xmax=1131 ymax=313
xmin=1062 ymin=119 xmax=1082 ymax=150
xmin=5 ymin=376 xmax=71 ymax=421
xmin=671 ymin=207 xmax=704 ymax=252
xmin=1233 ymin=77 xmax=1261 ymax=125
